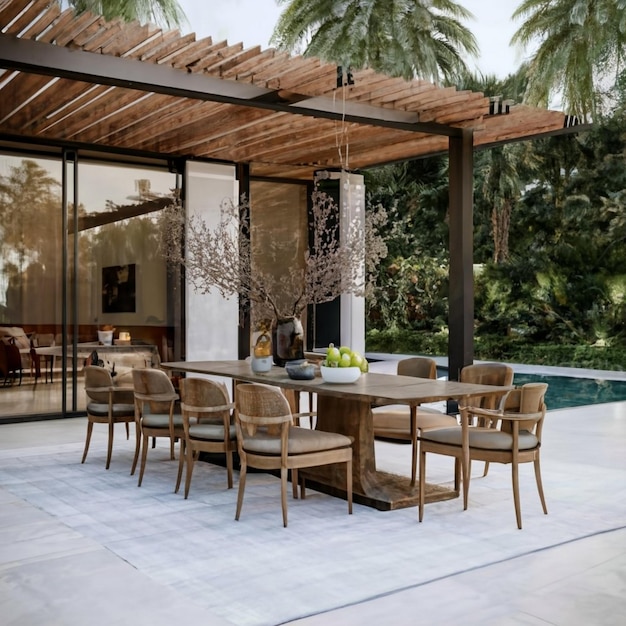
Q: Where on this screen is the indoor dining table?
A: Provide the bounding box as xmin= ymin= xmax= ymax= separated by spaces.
xmin=161 ymin=359 xmax=513 ymax=510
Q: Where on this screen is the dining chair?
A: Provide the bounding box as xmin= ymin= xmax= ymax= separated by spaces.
xmin=0 ymin=339 xmax=23 ymax=386
xmin=176 ymin=377 xmax=237 ymax=498
xmin=282 ymin=387 xmax=317 ymax=429
xmin=460 ymin=362 xmax=515 ymax=477
xmin=30 ymin=333 xmax=55 ymax=383
xmin=418 ymin=382 xmax=548 ymax=529
xmin=82 ymin=365 xmax=137 ymax=469
xmin=131 ymin=368 xmax=183 ymax=487
xmin=234 ymin=383 xmax=353 ymax=527
xmin=372 ymin=357 xmax=459 ymax=485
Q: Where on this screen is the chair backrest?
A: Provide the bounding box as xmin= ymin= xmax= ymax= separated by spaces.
xmin=461 ymin=362 xmax=514 ymax=409
xmin=84 ymin=365 xmax=114 ymax=403
xmin=235 ymin=383 xmax=292 ymax=437
xmin=132 ymin=368 xmax=177 ymax=414
xmin=85 ymin=365 xmax=135 ymax=405
xmin=180 ymin=377 xmax=231 ymax=424
xmin=397 ymin=357 xmax=437 ymax=379
xmin=501 ymin=382 xmax=548 ymax=436
xmin=34 ymin=333 xmax=55 ymax=347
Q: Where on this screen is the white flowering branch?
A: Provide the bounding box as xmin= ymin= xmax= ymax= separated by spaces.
xmin=159 ymin=189 xmax=387 ymax=321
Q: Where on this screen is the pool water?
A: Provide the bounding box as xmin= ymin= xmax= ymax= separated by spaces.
xmin=513 ymin=373 xmax=626 ymax=410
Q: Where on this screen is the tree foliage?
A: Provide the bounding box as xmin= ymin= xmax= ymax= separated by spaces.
xmin=64 ymin=0 xmax=187 ymax=28
xmin=366 ymin=105 xmax=626 ymax=362
xmin=271 ymin=0 xmax=479 ymax=82
xmin=511 ymin=0 xmax=626 ymax=120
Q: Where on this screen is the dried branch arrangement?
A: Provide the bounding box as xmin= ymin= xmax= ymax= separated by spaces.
xmin=159 ymin=189 xmax=388 ymax=321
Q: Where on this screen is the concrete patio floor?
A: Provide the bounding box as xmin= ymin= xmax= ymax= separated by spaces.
xmin=1 ymin=365 xmax=625 ymax=625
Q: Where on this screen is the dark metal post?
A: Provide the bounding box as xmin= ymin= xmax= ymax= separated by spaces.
xmin=448 ymin=129 xmax=474 ymax=384
xmin=237 ymin=163 xmax=251 ymax=360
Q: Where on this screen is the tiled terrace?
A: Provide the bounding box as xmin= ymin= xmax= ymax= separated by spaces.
xmin=1 ymin=360 xmax=625 ymax=625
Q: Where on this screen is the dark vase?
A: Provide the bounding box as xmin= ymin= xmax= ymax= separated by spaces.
xmin=273 ymin=316 xmax=304 ymax=366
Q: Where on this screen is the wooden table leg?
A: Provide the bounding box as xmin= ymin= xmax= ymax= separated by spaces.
xmin=303 ymin=395 xmax=458 ymax=511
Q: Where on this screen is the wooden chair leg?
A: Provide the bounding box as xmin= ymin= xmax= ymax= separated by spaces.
xmin=461 ymin=456 xmax=470 ymax=511
xmin=410 ymin=407 xmax=418 ymax=486
xmin=299 ymin=472 xmax=306 ymax=499
xmin=291 ymin=469 xmax=299 ymax=499
xmin=105 ymin=420 xmax=114 ymax=470
xmin=280 ymin=466 xmax=289 ymax=527
xmin=225 ymin=451 xmax=233 ymax=489
xmin=175 ymin=439 xmax=186 ymax=494
xmin=137 ymin=434 xmax=149 ymax=487
xmin=130 ymin=421 xmax=141 ymax=476
xmin=125 ymin=422 xmax=130 ymax=440
xmin=512 ymin=460 xmax=522 ymax=529
xmin=81 ymin=420 xmax=94 ymax=464
xmin=534 ymin=456 xmax=548 ymax=514
xmin=346 ymin=458 xmax=353 ymax=514
xmin=235 ymin=462 xmax=247 ymax=521
xmin=184 ymin=450 xmax=197 ymax=499
xmin=418 ymin=448 xmax=426 ymax=522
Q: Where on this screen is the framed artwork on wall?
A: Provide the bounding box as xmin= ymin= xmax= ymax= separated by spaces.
xmin=102 ymin=264 xmax=136 ymax=313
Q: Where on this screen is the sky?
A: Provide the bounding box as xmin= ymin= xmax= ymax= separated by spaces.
xmin=176 ymin=0 xmax=528 ymax=79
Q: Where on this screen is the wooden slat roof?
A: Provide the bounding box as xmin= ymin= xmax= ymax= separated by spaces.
xmin=0 ymin=0 xmax=581 ymax=179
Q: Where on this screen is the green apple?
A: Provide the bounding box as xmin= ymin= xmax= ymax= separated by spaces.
xmin=338 ymin=353 xmax=352 ymax=367
xmin=339 ymin=345 xmax=352 ymax=356
xmin=326 ymin=344 xmax=341 ymax=364
xmin=350 ymin=352 xmax=363 ymax=368
xmin=359 ymin=358 xmax=369 ymax=373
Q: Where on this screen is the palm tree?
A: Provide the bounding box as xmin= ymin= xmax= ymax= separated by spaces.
xmin=456 ymin=68 xmax=535 ymax=264
xmin=271 ymin=0 xmax=479 ymax=83
xmin=64 ymin=0 xmax=187 ymax=28
xmin=511 ymin=0 xmax=626 ymax=122
xmin=479 ymin=143 xmax=537 ymax=263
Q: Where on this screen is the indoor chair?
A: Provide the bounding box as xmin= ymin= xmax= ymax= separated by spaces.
xmin=132 ymin=368 xmax=183 ymax=487
xmin=82 ymin=365 xmax=137 ymax=469
xmin=418 ymin=382 xmax=548 ymax=529
xmin=0 ymin=339 xmax=23 ymax=386
xmin=176 ymin=377 xmax=237 ymax=497
xmin=235 ymin=383 xmax=353 ymax=527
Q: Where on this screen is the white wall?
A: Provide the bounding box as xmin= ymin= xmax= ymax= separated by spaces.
xmin=185 ymin=162 xmax=239 ymax=361
xmin=327 ymin=171 xmax=366 ymax=355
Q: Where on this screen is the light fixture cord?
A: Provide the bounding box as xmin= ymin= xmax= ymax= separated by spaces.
xmin=333 ymin=78 xmax=349 ymax=171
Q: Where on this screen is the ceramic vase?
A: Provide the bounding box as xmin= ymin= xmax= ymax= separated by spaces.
xmin=273 ymin=316 xmax=304 ymax=366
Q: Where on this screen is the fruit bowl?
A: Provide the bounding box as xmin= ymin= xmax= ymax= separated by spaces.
xmin=320 ymin=365 xmax=361 ymax=384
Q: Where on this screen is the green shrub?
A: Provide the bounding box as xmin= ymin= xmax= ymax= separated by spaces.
xmin=366 ymin=329 xmax=626 ymax=370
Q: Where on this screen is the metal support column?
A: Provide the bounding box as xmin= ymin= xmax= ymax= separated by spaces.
xmin=237 ymin=163 xmax=251 ymax=360
xmin=447 ymin=129 xmax=474 ymax=382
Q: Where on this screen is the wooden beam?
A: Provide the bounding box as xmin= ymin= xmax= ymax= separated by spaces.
xmin=0 ymin=34 xmax=460 ymax=137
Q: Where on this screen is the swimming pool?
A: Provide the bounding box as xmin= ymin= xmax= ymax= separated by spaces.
xmin=513 ymin=373 xmax=626 ymax=410
xmin=432 ymin=366 xmax=626 ymax=410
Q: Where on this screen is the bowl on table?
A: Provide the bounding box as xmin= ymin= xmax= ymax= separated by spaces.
xmin=320 ymin=365 xmax=361 ymax=384
xmin=285 ymin=360 xmax=316 ymax=380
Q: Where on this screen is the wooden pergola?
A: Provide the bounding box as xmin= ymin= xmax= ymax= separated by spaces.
xmin=0 ymin=0 xmax=584 ymax=377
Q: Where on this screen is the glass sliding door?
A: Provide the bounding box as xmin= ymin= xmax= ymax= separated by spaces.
xmin=0 ymin=149 xmax=179 ymax=422
xmin=73 ymin=159 xmax=178 ymax=406
xmin=0 ymin=154 xmax=64 ymax=418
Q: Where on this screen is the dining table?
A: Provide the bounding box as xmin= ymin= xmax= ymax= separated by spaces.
xmin=161 ymin=359 xmax=513 ymax=511
xmin=24 ymin=343 xmax=160 ymax=383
